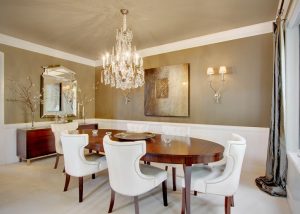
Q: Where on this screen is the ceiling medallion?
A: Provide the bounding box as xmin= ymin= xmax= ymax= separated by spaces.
xmin=101 ymin=9 xmax=144 ymax=90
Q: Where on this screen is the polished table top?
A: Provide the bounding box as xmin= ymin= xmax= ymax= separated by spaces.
xmin=80 ymin=129 xmax=224 ymax=165
xmin=79 ymin=128 xmax=224 ymax=214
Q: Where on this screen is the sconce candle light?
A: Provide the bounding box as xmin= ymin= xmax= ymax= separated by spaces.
xmin=207 ymin=66 xmax=227 ymax=103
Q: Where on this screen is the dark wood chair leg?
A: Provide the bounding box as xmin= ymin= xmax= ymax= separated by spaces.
xmin=165 ymin=165 xmax=168 ymax=171
xmin=54 ymin=154 xmax=59 ymax=169
xmin=230 ymin=196 xmax=234 ymax=207
xmin=108 ymin=188 xmax=115 ymax=213
xmin=162 ymin=180 xmax=168 ymax=206
xmin=172 ymin=167 xmax=177 ymax=191
xmin=183 ymin=165 xmax=192 ymax=214
xmin=225 ymin=196 xmax=231 ymax=214
xmin=79 ymin=177 xmax=83 ymax=203
xmin=62 ymin=167 xmax=65 ymax=173
xmin=181 ymin=187 xmax=186 ymax=214
xmin=134 ymin=196 xmax=139 ymax=214
xmin=143 ymin=161 xmax=151 ymax=165
xmin=194 ymin=191 xmax=197 ymax=196
xmin=63 ymin=173 xmax=70 ymax=192
xmin=92 ymin=173 xmax=95 ymax=179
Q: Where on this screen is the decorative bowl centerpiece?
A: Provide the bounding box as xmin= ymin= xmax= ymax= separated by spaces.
xmin=114 ymin=132 xmax=155 ymax=140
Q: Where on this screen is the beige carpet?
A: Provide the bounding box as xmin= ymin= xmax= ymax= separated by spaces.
xmin=0 ymin=157 xmax=291 ymax=214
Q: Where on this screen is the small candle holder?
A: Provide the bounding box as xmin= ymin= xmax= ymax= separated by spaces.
xmin=92 ymin=129 xmax=98 ymax=136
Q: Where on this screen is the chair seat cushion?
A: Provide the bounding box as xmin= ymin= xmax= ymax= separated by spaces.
xmin=208 ymin=157 xmax=227 ymax=168
xmin=182 ymin=165 xmax=223 ymax=193
xmin=85 ymin=153 xmax=105 ymax=161
xmin=140 ymin=164 xmax=167 ymax=185
xmin=84 ymin=153 xmax=107 ymax=172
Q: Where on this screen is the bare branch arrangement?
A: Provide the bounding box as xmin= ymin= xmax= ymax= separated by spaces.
xmin=7 ymin=76 xmax=41 ymax=128
xmin=77 ymin=88 xmax=94 ymax=124
xmin=77 ymin=80 xmax=100 ymax=123
xmin=77 ymin=88 xmax=94 ymax=107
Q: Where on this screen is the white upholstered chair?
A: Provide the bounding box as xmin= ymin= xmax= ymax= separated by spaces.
xmin=127 ymin=123 xmax=151 ymax=166
xmin=103 ymin=135 xmax=168 ymax=214
xmin=50 ymin=122 xmax=78 ymax=169
xmin=181 ymin=134 xmax=246 ymax=214
xmin=207 ymin=140 xmax=230 ymax=168
xmin=161 ymin=125 xmax=190 ymax=191
xmin=61 ymin=132 xmax=107 ymax=202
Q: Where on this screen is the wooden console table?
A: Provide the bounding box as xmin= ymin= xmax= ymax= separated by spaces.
xmin=17 ymin=123 xmax=98 ymax=164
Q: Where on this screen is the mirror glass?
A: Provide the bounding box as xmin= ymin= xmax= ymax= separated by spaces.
xmin=41 ymin=66 xmax=77 ymax=117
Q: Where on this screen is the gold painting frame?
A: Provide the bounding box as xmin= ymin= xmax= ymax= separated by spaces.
xmin=144 ymin=63 xmax=189 ymax=117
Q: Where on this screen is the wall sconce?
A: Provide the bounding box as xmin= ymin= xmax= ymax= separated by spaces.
xmin=207 ymin=66 xmax=227 ymax=103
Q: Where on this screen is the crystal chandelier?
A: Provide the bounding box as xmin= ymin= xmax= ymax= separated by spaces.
xmin=101 ymin=9 xmax=144 ymax=90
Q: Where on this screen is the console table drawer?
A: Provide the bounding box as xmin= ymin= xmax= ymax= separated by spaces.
xmin=27 ymin=129 xmax=53 ymax=138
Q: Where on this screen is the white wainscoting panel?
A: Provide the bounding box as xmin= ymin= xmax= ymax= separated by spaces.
xmin=0 ymin=118 xmax=269 ymax=175
xmin=97 ymin=119 xmax=269 ymax=173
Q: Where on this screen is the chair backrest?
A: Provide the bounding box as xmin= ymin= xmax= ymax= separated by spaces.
xmin=127 ymin=123 xmax=149 ymax=133
xmin=51 ymin=122 xmax=78 ymax=154
xmin=60 ymin=132 xmax=93 ymax=177
xmin=208 ymin=134 xmax=232 ymax=167
xmin=103 ymin=135 xmax=156 ymax=196
xmin=206 ymin=133 xmax=246 ymax=196
xmin=162 ymin=125 xmax=189 ymax=137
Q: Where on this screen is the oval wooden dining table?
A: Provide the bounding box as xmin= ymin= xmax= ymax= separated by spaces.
xmin=79 ymin=129 xmax=224 ymax=214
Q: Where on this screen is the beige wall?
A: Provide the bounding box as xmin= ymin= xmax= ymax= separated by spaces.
xmin=0 ymin=44 xmax=95 ymax=124
xmin=95 ymin=34 xmax=273 ymax=127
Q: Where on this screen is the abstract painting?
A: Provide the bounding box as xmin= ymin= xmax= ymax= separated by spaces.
xmin=144 ymin=63 xmax=189 ymax=117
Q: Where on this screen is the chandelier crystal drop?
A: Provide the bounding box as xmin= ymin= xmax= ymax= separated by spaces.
xmin=101 ymin=9 xmax=144 ymax=90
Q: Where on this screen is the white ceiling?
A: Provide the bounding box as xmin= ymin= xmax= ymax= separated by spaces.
xmin=0 ymin=0 xmax=279 ymax=60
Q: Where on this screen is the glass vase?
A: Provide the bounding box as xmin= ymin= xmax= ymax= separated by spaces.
xmin=82 ymin=105 xmax=86 ymax=124
xmin=30 ymin=111 xmax=35 ymax=128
